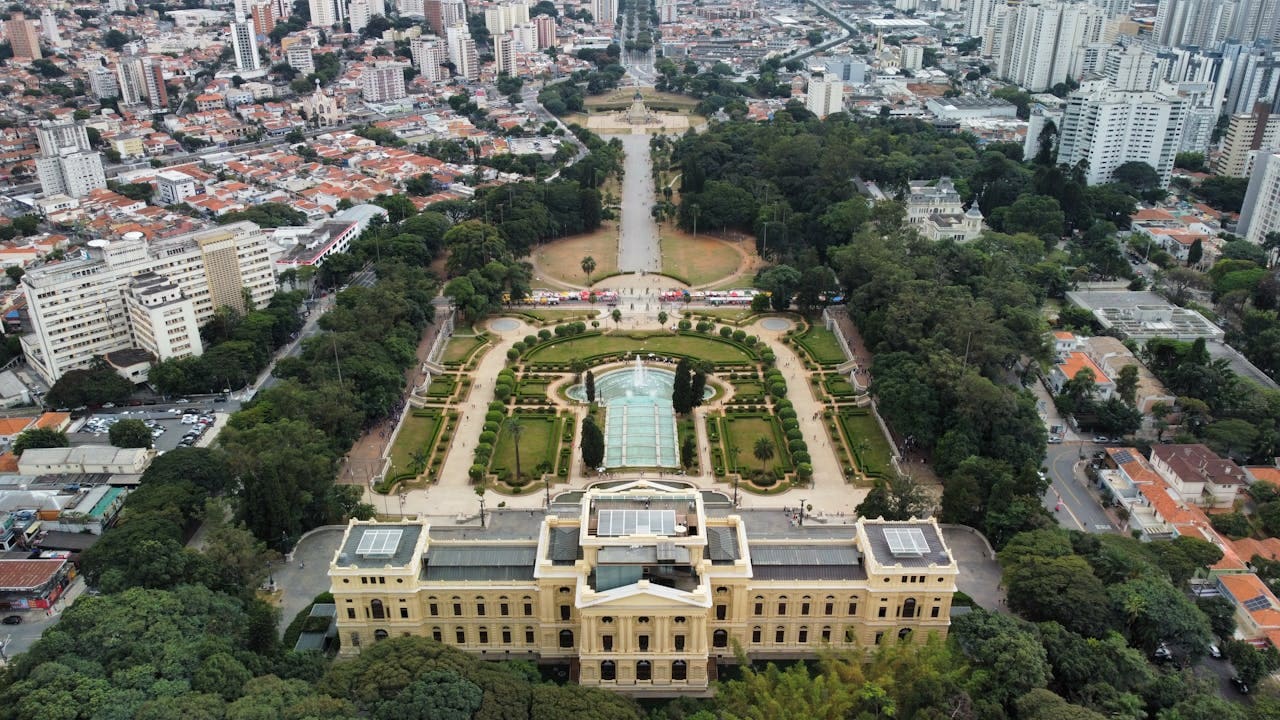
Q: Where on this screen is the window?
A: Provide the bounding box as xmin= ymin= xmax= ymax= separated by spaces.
xmin=716 ymin=604 xmax=727 ymax=621
xmin=603 ymin=634 xmax=614 ymax=651
xmin=502 ymin=627 xmax=512 ymax=643
xmin=822 ymin=626 xmax=832 ymax=642
xmin=878 ymin=606 xmax=887 ymax=618
xmin=429 ymin=602 xmax=439 ymax=616
xmin=675 ymin=634 xmax=686 ymax=651
xmin=798 ymin=627 xmax=809 ymax=643
xmin=902 ymin=598 xmax=917 ymax=619
xmin=754 ymin=596 xmax=764 ymax=615
xmin=775 ymin=626 xmax=785 ymax=643
xmin=399 ymin=607 xmax=409 ymax=619
xmin=778 ymin=598 xmax=788 ymax=615
xmin=559 ymin=586 xmax=571 ymax=594
xmin=874 ymin=631 xmax=884 ymax=645
xmin=824 ymin=597 xmax=835 ymax=615
xmin=560 ymin=605 xmax=571 ymax=621
xmin=674 ymin=616 xmax=687 ymax=624
xmin=601 ymin=660 xmax=616 ymax=681
xmin=636 ymin=660 xmax=652 ymax=681
xmin=751 ymin=627 xmax=762 ymax=643
xmin=476 ymin=601 xmax=486 ymax=617
xmin=453 ymin=602 xmax=463 ymax=616
xmin=456 ymin=628 xmax=466 ymax=644
xmin=523 ymin=598 xmax=534 ymax=616
xmin=371 ymin=599 xmax=385 ymax=620
xmin=711 ymin=628 xmax=727 ymax=648
xmin=801 ymin=600 xmax=810 ymax=616
xmin=525 ymin=628 xmax=535 ymax=644
xmin=848 ymin=600 xmax=858 ymax=615
xmin=672 ymin=660 xmax=687 ymax=681
xmin=478 ymin=627 xmax=489 ymax=644
xmin=601 ymin=616 xmax=614 ymax=624
xmin=347 ymin=608 xmax=356 ymax=619
xmin=638 ymin=634 xmax=650 ymax=651
xmin=559 ymin=629 xmax=574 ymax=648
xmin=931 ymin=606 xmax=940 ymax=618
xmin=899 ymin=628 xmax=913 ymax=641
xmin=351 ymin=632 xmax=360 ymax=647
xmin=432 ymin=627 xmax=442 ymax=642
xmin=500 ymin=603 xmax=510 ymax=617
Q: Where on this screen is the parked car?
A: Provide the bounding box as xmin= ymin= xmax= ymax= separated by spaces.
xmin=1092 ymin=436 xmax=1110 ymax=444
xmin=1232 ymin=676 xmax=1250 ymax=694
xmin=2 ymin=615 xmax=21 ymax=625
xmin=1209 ymin=643 xmax=1222 ymax=658
xmin=1048 ymin=436 xmax=1063 ymax=444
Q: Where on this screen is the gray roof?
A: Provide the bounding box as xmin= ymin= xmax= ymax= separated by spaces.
xmin=706 ymin=526 xmax=740 ymax=562
xmin=422 ymin=545 xmax=537 ymax=582
xmin=549 ymin=527 xmax=580 ymax=564
xmin=598 ymin=543 xmax=691 ymax=564
xmin=753 ymin=564 xmax=867 ymax=581
xmin=748 ymin=543 xmax=865 ymax=582
xmin=862 ymin=522 xmax=952 ymax=568
xmin=335 ymin=524 xmax=422 ymax=569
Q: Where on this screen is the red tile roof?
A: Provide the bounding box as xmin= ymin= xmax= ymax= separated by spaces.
xmin=0 ymin=559 xmax=65 ymax=590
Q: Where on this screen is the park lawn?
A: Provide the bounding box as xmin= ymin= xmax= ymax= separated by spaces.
xmin=732 ymin=380 xmax=765 ymax=397
xmin=796 ymin=327 xmax=848 ymax=365
xmin=531 ymin=227 xmax=620 ymax=288
xmin=839 ymin=411 xmax=895 ymax=477
xmin=824 ymin=375 xmax=856 ymax=397
xmin=518 ymin=379 xmax=551 ymax=400
xmin=491 ymin=415 xmax=560 ymax=481
xmin=660 ymin=231 xmax=744 ymax=287
xmin=691 ymin=308 xmax=757 ymax=324
xmin=525 ymin=332 xmax=755 ymax=365
xmin=388 ymin=411 xmax=443 ymax=479
xmin=427 ymin=377 xmax=456 ymax=398
xmin=517 ymin=308 xmax=601 ymax=322
xmin=723 ymin=415 xmax=789 ymax=474
xmin=584 ymin=88 xmax=700 ymax=110
xmin=442 ymin=335 xmax=486 ymax=364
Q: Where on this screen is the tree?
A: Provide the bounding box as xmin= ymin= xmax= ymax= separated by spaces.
xmin=681 ymin=436 xmax=696 ymax=469
xmin=5 ymin=265 xmax=24 ymax=282
xmin=1004 ymin=553 xmax=1115 ymax=637
xmin=1187 ymin=238 xmax=1203 ymax=266
xmin=505 ymin=417 xmax=524 ymax=482
xmin=108 ymin=418 xmax=153 ymax=449
xmin=373 ymin=669 xmax=484 ymax=720
xmin=856 ymin=473 xmax=932 ymax=520
xmin=581 ymin=417 xmax=604 ymax=469
xmin=1115 ymin=364 xmax=1139 ymax=405
xmin=580 ymin=255 xmax=596 ymax=285
xmin=753 ymin=437 xmax=775 ymax=471
xmin=671 ymin=358 xmax=693 ymax=414
xmin=12 ymin=427 xmax=69 ymax=456
xmin=952 ymin=609 xmax=1051 ymax=707
xmin=141 ymin=447 xmax=232 ymax=494
xmin=690 ymin=368 xmax=707 ymax=407
xmin=758 ymin=265 xmax=802 ymax=311
xmin=584 ymin=370 xmax=595 ymax=403
xmin=610 ymin=308 xmax=621 ymax=327
xmin=198 ymin=500 xmax=280 ymax=595
xmin=45 ymin=365 xmax=134 ymax=407
xmin=657 ymin=311 xmax=668 ymax=326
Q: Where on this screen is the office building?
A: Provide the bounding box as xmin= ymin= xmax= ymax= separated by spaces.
xmin=361 ymin=61 xmax=407 ymax=102
xmin=40 ymin=8 xmax=63 ymax=48
xmin=1056 ymin=80 xmax=1188 ymax=186
xmin=805 ymin=75 xmax=844 ymax=118
xmin=308 ymin=0 xmax=346 ymax=28
xmin=446 ymin=21 xmax=478 ymax=80
xmin=329 ymin=482 xmax=958 ymax=693
xmin=89 ymin=65 xmax=120 ymax=100
xmin=230 ymin=12 xmax=262 ymax=73
xmin=6 ymin=13 xmax=41 ymax=61
xmin=410 ymin=36 xmax=448 ymax=81
xmin=1240 ymin=152 xmax=1280 ymax=243
xmin=20 ymin=223 xmax=277 ymax=384
xmin=1216 ymin=103 xmax=1280 ymax=176
xmin=996 ymin=1 xmax=1109 ymax=92
xmin=826 ymin=58 xmax=866 ymax=84
xmin=494 ymin=34 xmax=516 ymax=76
xmin=33 ymin=120 xmax=106 ymax=200
xmin=534 ymin=14 xmax=557 ymax=48
xmin=125 ymin=273 xmax=203 ymax=362
xmin=286 ymin=38 xmax=315 ymax=73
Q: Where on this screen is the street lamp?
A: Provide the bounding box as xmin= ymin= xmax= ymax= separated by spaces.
xmin=798 ymin=498 xmax=807 ymax=526
xmin=733 ymin=473 xmax=739 ymax=508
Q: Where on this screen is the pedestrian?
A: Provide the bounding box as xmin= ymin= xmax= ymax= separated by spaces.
xmin=300 ymin=561 xmax=305 ymax=570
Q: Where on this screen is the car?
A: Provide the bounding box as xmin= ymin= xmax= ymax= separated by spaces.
xmin=1092 ymin=436 xmax=1110 ymax=444
xmin=2 ymin=615 xmax=20 ymax=625
xmin=1209 ymin=643 xmax=1222 ymax=658
xmin=176 ymin=398 xmax=190 ymax=404
xmin=1232 ymin=676 xmax=1250 ymax=694
xmin=1153 ymin=642 xmax=1173 ymax=661
xmin=102 ymin=402 xmax=115 ymax=408
xmin=1048 ymin=436 xmax=1063 ymax=444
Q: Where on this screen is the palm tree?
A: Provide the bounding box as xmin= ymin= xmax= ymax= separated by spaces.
xmin=611 ymin=308 xmax=622 ymax=327
xmin=657 ymin=311 xmax=668 ymax=326
xmin=505 ymin=418 xmax=524 ymax=482
xmin=581 ymin=255 xmax=597 ymax=285
xmin=1265 ymin=231 xmax=1280 ymax=268
xmin=410 ymin=449 xmax=429 ymax=475
xmin=753 ymin=437 xmax=775 ymax=472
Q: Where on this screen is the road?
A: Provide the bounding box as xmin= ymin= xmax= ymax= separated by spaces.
xmin=1043 ymin=442 xmax=1117 ymax=534
xmin=612 ymin=134 xmax=661 ymax=273
xmin=520 ymin=84 xmax=590 ymax=172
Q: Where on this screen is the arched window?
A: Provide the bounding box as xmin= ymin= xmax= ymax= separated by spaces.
xmin=431 ymin=627 xmax=442 ymax=642
xmin=600 ymin=660 xmax=616 ymax=681
xmin=801 ymin=596 xmax=812 ymax=615
xmin=821 ymin=626 xmax=832 ymax=643
xmin=753 ymin=595 xmax=764 ymax=615
xmin=775 ymin=626 xmax=786 ymax=643
xmin=902 ymin=598 xmax=917 ymax=618
xmin=777 ymin=595 xmax=788 ymax=615
xmin=824 ymin=596 xmax=835 ymax=615
xmin=751 ymin=626 xmax=762 ymax=643
xmin=559 ymin=629 xmax=574 ymax=648
xmin=672 ymin=660 xmax=688 ymax=681
xmin=374 ymin=629 xmax=389 ymax=641
xmin=798 ymin=626 xmax=809 ymax=643
xmin=713 ymin=628 xmax=728 ymax=648
xmin=370 ymin=599 xmax=385 ymax=619
xmin=898 ymin=627 xmax=913 ymax=641
xmin=636 ymin=660 xmax=652 ymax=681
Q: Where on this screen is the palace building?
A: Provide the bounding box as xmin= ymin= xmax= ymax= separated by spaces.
xmin=328 ymin=481 xmax=959 ymax=695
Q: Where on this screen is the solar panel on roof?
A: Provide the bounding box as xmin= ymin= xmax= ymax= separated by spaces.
xmin=1112 ymin=450 xmax=1135 ymax=465
xmin=883 ymin=527 xmax=929 ymax=557
xmin=1244 ymin=594 xmax=1273 ymax=612
xmin=597 ymin=509 xmax=676 ymax=536
xmin=356 ymin=528 xmax=404 ymax=558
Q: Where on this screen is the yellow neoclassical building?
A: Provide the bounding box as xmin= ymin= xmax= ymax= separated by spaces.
xmin=329 ymin=481 xmax=960 ymax=695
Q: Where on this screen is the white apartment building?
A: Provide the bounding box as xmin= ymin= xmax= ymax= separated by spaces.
xmin=308 ymin=0 xmax=346 ymax=28
xmin=33 ymin=120 xmax=106 ymax=200
xmin=361 ymin=62 xmax=407 ymax=102
xmin=1056 ymin=81 xmax=1188 ymax=187
xmin=286 ymin=38 xmax=315 ymax=73
xmin=997 ymin=1 xmax=1109 ymax=91
xmin=592 ymin=0 xmax=617 ymax=25
xmin=485 ymin=1 xmax=530 ymax=35
xmin=126 ymin=272 xmax=203 ymax=361
xmin=1239 ymin=152 xmax=1280 ymax=244
xmin=155 ymin=170 xmax=199 ymax=205
xmin=89 ymin=65 xmax=119 ymax=100
xmin=397 ymin=0 xmax=425 ymax=16
xmin=446 ymin=22 xmax=478 ymax=80
xmin=20 ymin=223 xmax=277 ymax=384
xmin=900 ymin=45 xmax=924 ymax=72
xmin=1153 ymin=0 xmax=1237 ymax=48
xmin=348 ymin=0 xmax=385 ymax=34
xmin=1216 ymin=103 xmax=1280 ymax=177
xmin=495 ymin=34 xmax=516 ymax=76
xmin=1104 ymin=45 xmax=1161 ymax=91
xmin=512 ymin=23 xmax=537 ymax=51
xmin=410 ymin=36 xmax=448 ymax=81
xmin=230 ymin=12 xmax=262 ymax=73
xmin=805 ymin=75 xmax=844 ymax=118
xmin=40 ymin=8 xmax=63 ymax=48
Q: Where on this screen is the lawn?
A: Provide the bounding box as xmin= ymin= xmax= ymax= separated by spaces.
xmin=660 ymin=231 xmax=744 ymax=287
xmin=525 ymin=332 xmax=756 ymax=365
xmin=823 ymin=375 xmax=856 ymax=397
xmin=387 ymin=411 xmax=444 ymax=480
xmin=442 ymin=335 xmax=486 ymax=365
xmin=731 ymin=379 xmax=765 ymax=398
xmin=584 ymin=88 xmax=701 ymax=111
xmin=531 ymin=226 xmax=620 ymax=288
xmin=426 ymin=376 xmax=456 ymax=399
xmin=517 ymin=378 xmax=551 ymax=400
xmin=795 ymin=326 xmax=848 ymax=365
xmin=723 ymin=415 xmax=790 ymax=474
xmin=838 ymin=410 xmax=895 ymax=478
xmin=516 ymin=308 xmax=601 ymax=322
xmin=690 ymin=308 xmax=757 ymax=324
xmin=491 ymin=414 xmax=561 ymax=482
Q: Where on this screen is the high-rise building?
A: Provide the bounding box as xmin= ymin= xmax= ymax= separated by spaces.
xmin=805 ymin=75 xmax=844 ymax=118
xmin=308 ymin=0 xmax=346 ymax=28
xmin=996 ymin=1 xmax=1109 ymax=91
xmin=446 ymin=21 xmax=478 ymax=80
xmin=900 ymin=45 xmax=924 ymax=72
xmin=592 ymin=0 xmax=617 ymax=25
xmin=397 ymin=0 xmax=426 ymax=17
xmin=286 ymin=38 xmax=315 ymax=73
xmin=1231 ymin=0 xmax=1280 ymax=45
xmin=494 ymin=34 xmax=516 ymax=75
xmin=1056 ymin=80 xmax=1188 ymax=186
xmin=894 ymin=0 xmax=920 ymax=11
xmin=328 ymin=482 xmax=959 ymax=693
xmin=939 ymin=0 xmax=962 ymax=10
xmin=410 ymin=35 xmax=448 ymax=81
xmin=5 ymin=13 xmax=41 ymax=61
xmin=89 ymin=65 xmax=120 ymax=100
xmin=1154 ymin=0 xmax=1237 ymax=48
xmin=39 ymin=8 xmax=63 ymax=48
xmin=485 ymin=1 xmax=529 ymax=35
xmin=512 ymin=23 xmax=537 ymax=51
xmin=117 ymin=47 xmax=168 ymax=110
xmin=33 ymin=120 xmax=106 ymax=200
xmin=250 ymin=0 xmax=277 ymax=38
xmin=1225 ymin=47 xmax=1280 ymax=115
xmin=361 ymin=61 xmax=407 ymax=102
xmin=1239 ymin=151 xmax=1280 ymax=243
xmin=230 ymin=12 xmax=262 ymax=73
xmin=1086 ymin=0 xmax=1131 ymax=17
xmin=1216 ymin=102 xmax=1280 ymax=176
xmin=425 ymin=0 xmax=466 ymax=35
xmin=1177 ymin=82 xmax=1220 ymax=155
xmin=125 ymin=273 xmax=204 ymax=363
xmin=1103 ymin=44 xmax=1161 ymax=91
xmin=349 ymin=0 xmax=373 ymax=34
xmin=965 ymin=0 xmax=1002 ymax=39
xmin=20 ymin=223 xmax=277 ymax=384
xmin=534 ymin=14 xmax=557 ymax=48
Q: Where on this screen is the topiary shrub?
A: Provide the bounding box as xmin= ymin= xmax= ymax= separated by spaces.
xmin=797 ymin=463 xmax=813 ymax=480
xmin=719 ymin=326 xmax=733 ymax=338
xmin=479 ymin=431 xmax=497 ymax=444
xmin=495 ymin=385 xmax=512 ymax=401
xmin=732 ymin=330 xmax=747 ymax=342
xmin=469 ymin=465 xmax=486 ymax=482
xmin=778 ymin=407 xmax=797 ymax=420
xmin=753 ymin=471 xmax=778 ymax=488
xmin=524 ymin=334 xmax=537 ymax=346
xmin=506 ymin=348 xmax=520 ymax=360
xmin=678 ymin=320 xmax=692 ymax=331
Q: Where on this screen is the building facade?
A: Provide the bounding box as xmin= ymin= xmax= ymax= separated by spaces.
xmin=33 ymin=120 xmax=106 ymax=200
xmin=361 ymin=62 xmax=407 ymax=102
xmin=494 ymin=34 xmax=516 ymax=76
xmin=19 ymin=222 xmax=276 ymax=384
xmin=1239 ymin=151 xmax=1280 ymax=244
xmin=1057 ymin=80 xmax=1188 ymax=186
xmin=308 ymin=0 xmax=346 ymax=28
xmin=329 ymin=482 xmax=958 ymax=695
xmin=410 ymin=36 xmax=448 ymax=81
xmin=805 ymin=76 xmax=844 ymax=119
xmin=996 ymin=1 xmax=1108 ymax=91
xmin=5 ymin=13 xmax=42 ymax=61
xmin=1216 ymin=102 xmax=1280 ymax=177
xmin=446 ymin=22 xmax=478 ymax=81
xmin=230 ymin=12 xmax=262 ymax=73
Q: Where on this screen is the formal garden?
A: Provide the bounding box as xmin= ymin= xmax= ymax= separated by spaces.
xmin=381 ymin=407 xmax=459 ymax=492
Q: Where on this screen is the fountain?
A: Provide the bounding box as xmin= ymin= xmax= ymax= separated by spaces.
xmin=633 ymin=356 xmax=647 ymax=389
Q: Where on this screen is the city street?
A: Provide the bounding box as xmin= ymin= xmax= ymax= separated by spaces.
xmin=612 ymin=133 xmax=661 ymax=272
xmin=1043 ymin=442 xmax=1116 ymax=534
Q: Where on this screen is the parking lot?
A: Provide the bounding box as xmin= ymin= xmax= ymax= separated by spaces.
xmin=71 ymin=407 xmax=221 ymax=452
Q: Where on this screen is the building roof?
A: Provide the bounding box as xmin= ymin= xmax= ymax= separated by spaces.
xmin=334 ymin=523 xmax=421 ymax=569
xmin=1248 ymin=466 xmax=1280 ymax=489
xmin=1153 ymin=444 xmax=1246 ymax=487
xmin=0 ymin=417 xmax=34 ymax=437
xmin=1058 ymin=351 xmax=1113 ymax=385
xmin=1219 ymin=573 xmax=1280 ymax=629
xmin=0 ymin=558 xmax=65 ymax=590
xmin=422 ymin=545 xmax=537 ymax=582
xmin=862 ymin=521 xmax=952 ymax=568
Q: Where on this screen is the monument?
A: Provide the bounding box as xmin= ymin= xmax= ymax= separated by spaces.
xmin=625 ymin=87 xmax=654 ymax=125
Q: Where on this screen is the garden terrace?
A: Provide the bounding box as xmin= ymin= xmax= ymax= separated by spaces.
xmin=522 ymin=331 xmax=758 ymax=368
